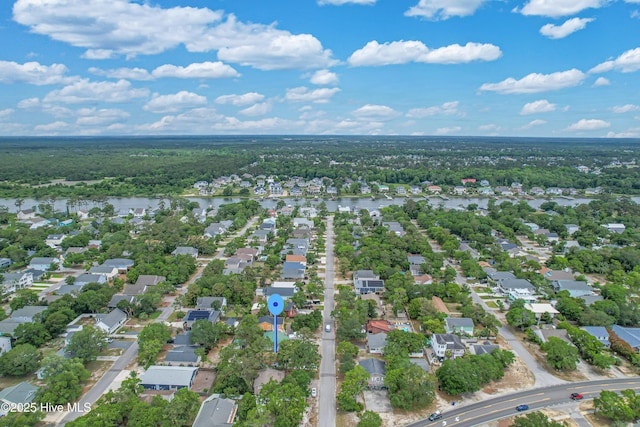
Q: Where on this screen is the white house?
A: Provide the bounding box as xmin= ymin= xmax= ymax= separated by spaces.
xmin=1 ymin=272 xmax=33 ymax=294
xmin=28 ymin=257 xmax=59 ymax=271
xmin=96 ymin=308 xmax=127 ymax=334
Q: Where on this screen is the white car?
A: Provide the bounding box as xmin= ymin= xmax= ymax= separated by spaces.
xmin=311 ymin=388 xmax=317 ymax=397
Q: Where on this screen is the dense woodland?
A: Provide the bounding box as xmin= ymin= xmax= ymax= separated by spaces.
xmin=0 ymin=136 xmax=639 ymax=197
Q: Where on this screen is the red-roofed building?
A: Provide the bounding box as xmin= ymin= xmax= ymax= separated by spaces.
xmin=366 ymin=320 xmax=394 ymax=334
xmin=414 ymin=274 xmax=433 ymax=285
xmin=285 ymin=255 xmax=307 ymax=266
xmin=432 ymin=296 xmax=451 ymax=315
xmin=461 ymin=178 xmax=476 ymax=184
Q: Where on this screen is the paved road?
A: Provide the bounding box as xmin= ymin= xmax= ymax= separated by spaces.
xmin=406 ymin=377 xmax=640 ymax=427
xmin=61 ymin=216 xmax=258 ymax=424
xmin=318 ymin=215 xmax=336 ymax=427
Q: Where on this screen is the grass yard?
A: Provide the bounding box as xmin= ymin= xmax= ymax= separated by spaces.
xmin=486 ymin=301 xmax=499 ymax=308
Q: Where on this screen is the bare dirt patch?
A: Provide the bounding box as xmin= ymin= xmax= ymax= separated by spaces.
xmin=191 ymin=368 xmax=215 ymax=394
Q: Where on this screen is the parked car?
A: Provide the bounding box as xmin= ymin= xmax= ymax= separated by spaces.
xmin=428 ymin=411 xmax=442 ymax=421
xmin=311 ymin=388 xmax=317 ymax=398
xmin=516 ymin=404 xmax=529 ymax=411
xmin=570 ymin=393 xmax=584 ymax=400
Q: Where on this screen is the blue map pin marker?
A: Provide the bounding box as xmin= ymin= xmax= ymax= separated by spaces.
xmin=268 ymin=294 xmax=284 ymax=353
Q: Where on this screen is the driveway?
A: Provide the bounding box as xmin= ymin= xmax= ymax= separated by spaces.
xmin=363 ymin=390 xmax=393 ymax=413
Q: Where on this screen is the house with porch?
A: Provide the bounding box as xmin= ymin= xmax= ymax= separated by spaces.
xmin=445 ymin=318 xmax=475 ymax=336
xmin=359 ymin=358 xmax=386 ymax=389
xmin=431 ymin=334 xmax=466 ymax=360
xmin=140 ymin=366 xmax=198 ymax=391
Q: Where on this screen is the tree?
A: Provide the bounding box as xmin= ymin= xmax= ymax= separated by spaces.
xmin=506 ymin=307 xmax=536 ymax=331
xmin=66 ymin=326 xmax=108 ymax=363
xmin=543 ymin=337 xmax=579 ymax=371
xmin=13 ymin=322 xmax=50 ymax=347
xmin=337 ymin=365 xmax=369 ymax=412
xmin=385 ymin=362 xmax=436 ymax=410
xmin=594 ymin=390 xmax=636 ymax=422
xmin=277 ymin=339 xmax=320 ymax=371
xmin=358 ymin=410 xmax=382 ymax=427
xmin=190 ymin=320 xmax=226 ymax=349
xmin=244 ymin=379 xmax=307 ymax=427
xmin=37 ymin=356 xmax=90 ymax=404
xmin=0 ymin=344 xmax=41 ymax=376
xmin=0 ymin=410 xmax=45 ymax=427
xmin=164 ymin=388 xmax=200 ymax=426
xmin=9 ymin=289 xmax=38 ymax=311
xmin=513 ymin=411 xmax=567 ymax=427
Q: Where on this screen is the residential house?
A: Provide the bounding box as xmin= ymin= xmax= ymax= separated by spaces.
xmin=257 ymin=316 xmax=284 ymax=332
xmin=0 ymin=382 xmax=38 ymax=416
xmin=102 ymin=258 xmax=134 ymax=272
xmin=414 ymin=274 xmax=433 ymax=285
xmin=523 ymin=222 xmax=539 ymax=232
xmin=271 ymin=281 xmax=297 ymax=289
xmin=285 ymin=255 xmax=307 ymax=266
xmin=250 ymin=230 xmax=271 ymax=245
xmin=26 ymin=217 xmax=51 ymax=229
xmin=444 ymin=318 xmax=475 ymax=336
xmin=236 ymin=247 xmax=259 ymax=260
xmin=581 ymin=326 xmax=610 ymax=348
xmin=74 ymin=273 xmax=107 ymax=287
xmin=1 ymin=272 xmax=33 ymax=294
xmin=524 ymin=303 xmax=560 ymax=320
xmin=366 ymin=320 xmax=394 ymax=334
xmin=108 ymin=295 xmax=135 ymax=310
xmin=484 ymin=268 xmax=517 ymax=283
xmin=0 ymin=258 xmax=11 ymax=269
xmin=409 ymin=185 xmax=422 ymax=195
xmin=171 ymin=247 xmax=199 ymax=258
xmin=56 ymin=284 xmax=84 ymax=295
xmin=293 ymin=218 xmax=314 ymax=228
xmin=265 ymin=286 xmax=296 ymax=300
xmin=281 ymin=262 xmax=305 ymax=280
xmin=96 ymin=308 xmax=127 ymax=334
xmin=183 ymin=310 xmax=220 ymax=330
xmin=360 ymin=185 xmax=371 ymax=194
xmin=378 ymin=185 xmax=389 ymax=193
xmin=10 ymin=306 xmax=47 ymax=323
xmin=498 ymin=279 xmax=535 ymax=296
xmin=0 ymin=319 xmax=21 ymax=336
xmin=140 ymin=366 xmax=198 ymax=391
xmin=28 ymin=257 xmax=59 ymax=271
xmin=130 ymin=207 xmax=146 ymax=218
xmin=382 ymin=221 xmax=405 ymax=236
xmin=88 ymin=266 xmax=119 ymax=280
xmin=431 ymin=334 xmax=466 ymax=359
xmin=123 ymin=282 xmax=148 ymax=296
xmin=353 ymin=270 xmax=385 ymax=295
xmin=359 ymin=359 xmax=386 ymax=388
xmin=204 ymin=222 xmax=230 ymax=238
xmin=192 ymin=394 xmax=237 ymax=427
xmin=164 ymin=346 xmax=200 ymax=366
xmin=579 ymin=294 xmax=604 ymax=306
xmin=553 ymin=280 xmax=593 ymax=298
xmin=253 ymin=368 xmax=285 ymax=395
xmin=299 ymin=207 xmax=318 ymax=218
xmin=540 ymin=269 xmax=574 ymax=282
xmin=565 ymin=224 xmax=580 ymax=235
xmin=453 ymin=186 xmax=467 ymax=195
xmin=609 ymin=325 xmax=640 ymax=352
xmin=367 ymin=332 xmax=387 ymax=354
xmin=45 ymin=234 xmax=66 ymax=248
xmin=604 ymin=223 xmax=626 ymax=234
xmin=195 ymin=297 xmax=227 ymax=311
xmin=470 ymin=341 xmax=500 ymax=355
xmin=0 ymin=336 xmax=11 ymax=355
xmin=223 ymin=256 xmax=252 ymax=275
xmin=427 ymin=185 xmax=442 ymax=194
xmin=135 ymin=275 xmax=166 ymax=287
xmin=16 ymin=209 xmax=36 ymax=220
xmin=395 ymin=186 xmax=406 ymax=195
xmin=529 ymin=187 xmax=545 ymax=196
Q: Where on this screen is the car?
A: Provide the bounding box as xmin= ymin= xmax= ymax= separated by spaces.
xmin=570 ymin=393 xmax=584 ymax=400
xmin=325 ymin=324 xmax=331 ymax=332
xmin=428 ymin=411 xmax=442 ymax=421
xmin=516 ymin=404 xmax=529 ymax=411
xmin=311 ymin=388 xmax=317 ymax=398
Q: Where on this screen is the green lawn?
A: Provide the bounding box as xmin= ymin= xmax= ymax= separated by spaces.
xmin=485 ymin=301 xmax=499 ymax=308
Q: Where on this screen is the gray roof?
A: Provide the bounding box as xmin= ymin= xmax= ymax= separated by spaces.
xmin=165 ymin=346 xmax=199 ymax=363
xmin=102 ymin=258 xmax=134 ymax=268
xmin=135 ymin=275 xmax=166 ymax=286
xmin=445 ymin=317 xmax=474 ymax=329
xmin=486 ymin=270 xmax=517 ymax=281
xmin=578 ymin=295 xmax=604 ymax=306
xmin=29 ymin=257 xmax=58 ymax=265
xmin=11 ymin=305 xmax=47 ymax=320
xmin=0 ymin=382 xmax=38 ymax=404
xmin=108 ymin=294 xmax=135 ymax=308
xmin=582 ymin=326 xmax=609 ymax=340
xmin=433 ymin=333 xmax=466 ymax=350
xmin=99 ymin=308 xmax=127 ymax=329
xmin=359 ymin=358 xmax=386 ymax=376
xmin=408 ymin=358 xmax=430 ymax=372
xmin=192 ymin=394 xmax=237 ymax=427
xmin=472 ymin=342 xmax=500 ymax=355
xmin=172 ymin=246 xmax=198 ymax=256
xmin=75 ymin=274 xmax=104 ymax=284
xmin=140 ymin=366 xmax=198 ymax=387
xmin=89 ymin=266 xmax=117 ymax=274
xmin=610 ymin=325 xmax=640 ymax=349
xmin=265 ymin=287 xmax=295 ymax=297
xmin=0 ymin=319 xmax=21 ymax=335
xmin=173 ymin=331 xmax=192 ymax=346
xmin=367 ymin=332 xmax=388 ymax=350
xmin=196 ymin=297 xmax=226 ymax=310
xmin=57 ymin=284 xmax=84 ymax=295
xmin=500 ymin=279 xmax=534 ymax=291
xmin=555 ymin=280 xmax=591 ymax=292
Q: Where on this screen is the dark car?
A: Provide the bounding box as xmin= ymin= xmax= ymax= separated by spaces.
xmin=570 ymin=393 xmax=584 ymax=400
xmin=428 ymin=411 xmax=442 ymax=421
xmin=516 ymin=404 xmax=529 ymax=411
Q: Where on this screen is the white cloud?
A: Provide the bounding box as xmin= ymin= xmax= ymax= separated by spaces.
xmin=34 ymin=121 xmax=70 ymax=132
xmin=238 ymin=103 xmax=272 ymax=117
xmin=43 ymin=79 xmax=149 ymax=104
xmin=479 ymin=69 xmax=586 ymax=94
xmin=540 ymin=17 xmax=594 ymax=39
xmin=478 ymin=124 xmax=500 ymax=131
xmin=17 ymin=98 xmax=40 ymax=109
xmin=517 ymin=0 xmax=607 ymax=18
xmin=611 ymin=104 xmax=640 ymax=113
xmin=590 ymin=48 xmax=640 ymax=73
xmin=607 ymin=127 xmax=640 ymax=138
xmin=405 ymin=0 xmax=486 ymax=20
xmin=75 ymin=108 xmax=130 ymax=126
xmin=285 ymin=87 xmax=341 ymax=103
xmin=435 ymin=126 xmax=462 ymax=135
xmin=318 ymin=0 xmax=376 ymax=4
xmin=89 ymin=67 xmax=153 ymax=81
xmin=0 ymin=109 xmax=14 ymax=119
xmin=348 ymin=40 xmax=501 ymax=66
xmin=566 ymin=118 xmax=610 ymax=131
xmin=143 ymin=91 xmax=207 ymax=114
xmin=211 ymin=117 xmax=303 ymax=133
xmin=140 ymin=108 xmax=223 ymax=133
xmin=0 ymin=61 xmax=75 ymax=85
xmin=13 ymin=1 xmax=336 ymax=70
xmin=310 ymin=69 xmax=339 ymax=85
xmin=592 ymin=77 xmax=610 ymax=86
xmin=352 ymin=104 xmax=401 ymax=121
xmin=151 ymin=62 xmax=239 ymax=79
xmin=215 ymin=93 xmax=265 ymax=106
xmin=187 ymin=15 xmax=337 ymax=70
xmin=406 ymin=101 xmax=459 ymax=118
xmin=522 ymin=119 xmax=547 ymax=129
xmin=520 ymin=99 xmax=557 ymax=115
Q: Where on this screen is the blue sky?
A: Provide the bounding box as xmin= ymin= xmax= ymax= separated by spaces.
xmin=1 ymin=0 xmax=640 ymax=137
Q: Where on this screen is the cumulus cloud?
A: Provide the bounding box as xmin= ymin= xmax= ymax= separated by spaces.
xmin=43 ymin=79 xmax=149 ymax=104
xmin=592 ymin=77 xmax=610 ymax=86
xmin=143 ymin=91 xmax=207 ymax=114
xmin=17 ymin=98 xmax=40 ymax=109
xmin=352 ymin=104 xmax=401 ymax=121
xmin=0 ymin=109 xmax=14 ymax=119
xmin=517 ymin=0 xmax=607 ymax=18
xmin=318 ymin=0 xmax=376 ymax=4
xmin=13 ymin=1 xmax=336 ymax=70
xmin=348 ymin=40 xmax=501 ymax=66
xmin=75 ymin=108 xmax=130 ymax=126
xmin=540 ymin=17 xmax=594 ymax=39
xmin=215 ymin=92 xmax=265 ymax=106
xmin=566 ymin=118 xmax=610 ymax=131
xmin=406 ymin=101 xmax=459 ymax=118
xmin=285 ymin=87 xmax=341 ymax=103
xmin=211 ymin=117 xmax=303 ymax=133
xmin=435 ymin=126 xmax=462 ymax=135
xmin=239 ymin=103 xmax=272 ymax=117
xmin=405 ymin=0 xmax=486 ymax=20
xmin=520 ymin=99 xmax=557 ymax=115
xmin=34 ymin=121 xmax=70 ymax=132
xmin=151 ymin=62 xmax=239 ymax=79
xmin=310 ymin=69 xmax=339 ymax=85
xmin=0 ymin=61 xmax=75 ymax=85
xmin=478 ymin=124 xmax=501 ymax=132
xmin=479 ymin=69 xmax=586 ymax=94
xmin=89 ymin=67 xmax=153 ymax=81
xmin=590 ymin=48 xmax=640 ymax=73
xmin=522 ymin=119 xmax=547 ymax=129
xmin=611 ymin=104 xmax=640 ymax=113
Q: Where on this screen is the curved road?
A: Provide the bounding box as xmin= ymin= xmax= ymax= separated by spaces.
xmin=406 ymin=377 xmax=640 ymax=427
xmin=318 ymin=216 xmax=337 ymax=427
